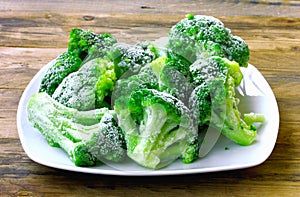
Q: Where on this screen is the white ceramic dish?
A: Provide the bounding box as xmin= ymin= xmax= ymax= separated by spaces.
xmin=17 ymin=61 xmax=279 ymax=176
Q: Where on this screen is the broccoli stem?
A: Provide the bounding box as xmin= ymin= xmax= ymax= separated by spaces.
xmin=28 ymin=101 xmax=97 ymax=166
xmin=27 ymin=92 xmax=126 ymax=166
xmin=129 ymin=103 xmax=168 ymax=168
xmin=34 ymin=92 xmax=109 ymax=126
xmin=220 ymin=121 xmax=257 ymax=146
xmin=244 ymin=112 xmax=266 ymax=125
xmin=131 ymin=104 xmax=196 ymax=168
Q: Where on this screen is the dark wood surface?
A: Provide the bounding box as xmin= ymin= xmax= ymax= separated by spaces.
xmin=1 ymin=1 xmax=300 ymax=196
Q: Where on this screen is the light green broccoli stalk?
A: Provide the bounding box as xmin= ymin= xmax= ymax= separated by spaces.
xmin=27 ymin=92 xmax=126 ymax=166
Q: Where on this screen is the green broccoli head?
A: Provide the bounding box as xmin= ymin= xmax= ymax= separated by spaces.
xmin=189 ymin=56 xmax=264 ymax=145
xmin=168 ymin=14 xmax=249 ymax=67
xmin=39 ymin=52 xmax=82 ymax=96
xmin=109 ymin=42 xmax=157 ymax=78
xmin=52 ymin=57 xmax=117 ymax=110
xmin=190 ymin=56 xmax=243 ymax=87
xmin=114 ymin=88 xmax=198 ymax=169
xmin=165 ymin=50 xmax=193 ymax=81
xmin=226 ymin=35 xmax=250 ymax=68
xmin=27 ymin=92 xmax=126 ymax=166
xmin=111 ymin=65 xmax=159 ymax=108
xmin=83 ymin=111 xmax=126 ymax=162
xmin=68 ymin=28 xmax=117 ymax=61
xmin=189 ymin=82 xmax=219 ymax=127
xmin=151 ymin=56 xmax=194 ymax=105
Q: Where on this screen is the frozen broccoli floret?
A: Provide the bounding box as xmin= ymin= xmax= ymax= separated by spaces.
xmin=109 ymin=42 xmax=157 ymax=78
xmin=68 ymin=28 xmax=117 ymax=61
xmin=114 ymin=88 xmax=198 ymax=169
xmin=226 ymin=36 xmax=250 ymax=68
xmin=150 ymin=56 xmax=194 ymax=105
xmin=165 ymin=50 xmax=193 ymax=81
xmin=111 ymin=65 xmax=159 ymax=108
xmin=168 ymin=14 xmax=249 ymax=67
xmin=190 ymin=56 xmax=243 ymax=87
xmin=52 ymin=57 xmax=116 ymax=110
xmin=27 ymin=92 xmax=126 ymax=166
xmin=189 ymin=56 xmax=264 ymax=145
xmin=39 ymin=52 xmax=82 ymax=96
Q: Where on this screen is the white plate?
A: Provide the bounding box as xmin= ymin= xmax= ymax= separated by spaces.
xmin=17 ymin=61 xmax=279 ymax=176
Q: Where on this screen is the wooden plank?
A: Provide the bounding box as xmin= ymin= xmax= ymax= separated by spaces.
xmin=0 ymin=13 xmax=299 ymax=48
xmin=0 ymin=0 xmax=299 ymax=17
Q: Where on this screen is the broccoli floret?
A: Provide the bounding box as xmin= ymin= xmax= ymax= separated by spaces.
xmin=68 ymin=28 xmax=117 ymax=61
xmin=150 ymin=56 xmax=194 ymax=105
xmin=189 ymin=81 xmax=222 ymax=127
xmin=27 ymin=92 xmax=126 ymax=166
xmin=52 ymin=57 xmax=116 ymax=110
xmin=226 ymin=36 xmax=250 ymax=68
xmin=168 ymin=14 xmax=249 ymax=67
xmin=165 ymin=50 xmax=193 ymax=81
xmin=114 ymin=88 xmax=198 ymax=169
xmin=189 ymin=56 xmax=264 ymax=145
xmin=109 ymin=42 xmax=157 ymax=78
xmin=181 ymin=138 xmax=199 ymax=164
xmin=112 ymin=65 xmax=159 ymax=108
xmin=39 ymin=52 xmax=82 ymax=96
xmin=190 ymin=56 xmax=243 ymax=87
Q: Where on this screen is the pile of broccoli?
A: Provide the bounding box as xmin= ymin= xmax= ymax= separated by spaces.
xmin=27 ymin=14 xmax=265 ymax=170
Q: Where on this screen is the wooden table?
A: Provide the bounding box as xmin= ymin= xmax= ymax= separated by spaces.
xmin=1 ymin=0 xmax=299 ymax=196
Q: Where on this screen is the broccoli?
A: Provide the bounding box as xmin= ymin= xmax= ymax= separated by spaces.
xmin=190 ymin=56 xmax=243 ymax=87
xmin=165 ymin=50 xmax=193 ymax=81
xmin=114 ymin=88 xmax=198 ymax=169
xmin=52 ymin=57 xmax=116 ymax=110
xmin=168 ymin=14 xmax=250 ymax=67
xmin=27 ymin=92 xmax=126 ymax=166
xmin=150 ymin=56 xmax=194 ymax=105
xmin=26 ymin=15 xmax=266 ymax=170
xmin=68 ymin=28 xmax=117 ymax=61
xmin=112 ymin=54 xmax=192 ymax=107
xmin=243 ymin=112 xmax=266 ymax=126
xmin=111 ymin=64 xmax=159 ymax=108
xmin=109 ymin=42 xmax=157 ymax=78
xmin=226 ymin=36 xmax=250 ymax=68
xmin=189 ymin=56 xmax=264 ymax=145
xmin=39 ymin=52 xmax=82 ymax=96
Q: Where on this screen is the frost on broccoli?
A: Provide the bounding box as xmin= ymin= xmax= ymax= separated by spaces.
xmin=168 ymin=14 xmax=250 ymax=67
xmin=114 ymin=88 xmax=198 ymax=169
xmin=39 ymin=52 xmax=82 ymax=96
xmin=111 ymin=64 xmax=159 ymax=108
xmin=189 ymin=56 xmax=264 ymax=145
xmin=165 ymin=50 xmax=193 ymax=81
xmin=150 ymin=56 xmax=194 ymax=105
xmin=52 ymin=57 xmax=116 ymax=110
xmin=27 ymin=92 xmax=126 ymax=166
xmin=109 ymin=42 xmax=157 ymax=78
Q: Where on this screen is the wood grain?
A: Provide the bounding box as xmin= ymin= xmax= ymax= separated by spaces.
xmin=1 ymin=0 xmax=300 ymax=17
xmin=0 ymin=1 xmax=300 ymax=196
